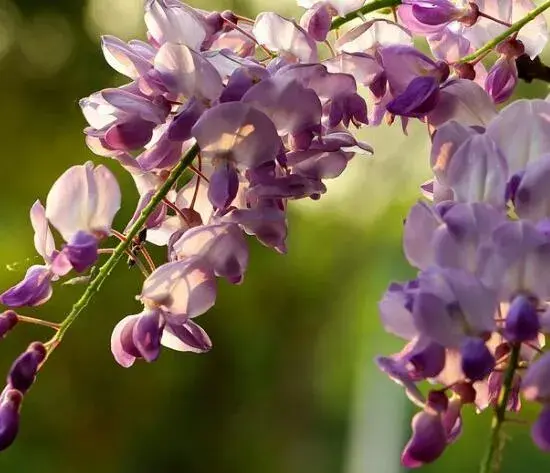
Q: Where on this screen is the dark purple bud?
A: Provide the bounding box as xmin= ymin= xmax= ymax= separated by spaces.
xmin=532 ymin=405 xmax=550 ymax=451
xmin=300 ymin=3 xmax=331 ymax=42
xmin=453 ymin=62 xmax=476 ymax=80
xmin=496 ymin=39 xmax=525 ymax=59
xmin=0 ymin=311 xmax=18 ymax=338
xmin=204 ymin=11 xmax=224 ymax=34
xmin=452 ymin=382 xmax=476 ymax=404
xmin=460 ymin=337 xmax=495 ymax=381
xmin=427 ymin=390 xmax=448 ymax=413
xmin=64 ymin=231 xmax=98 ymax=273
xmin=387 ymin=76 xmax=440 ymax=118
xmin=458 ymin=2 xmax=479 ymax=26
xmin=104 ymin=119 xmax=155 ymax=151
xmin=408 ymin=341 xmax=446 ymax=378
xmin=132 ymin=310 xmax=163 ymax=363
xmin=0 ymin=389 xmax=22 ymax=452
xmin=8 ymin=342 xmax=46 ymax=393
xmin=220 ymin=10 xmax=238 ymax=30
xmin=504 ymin=295 xmax=540 ymax=343
xmin=401 ymin=410 xmax=447 ymax=468
xmin=167 ymin=98 xmax=205 ymax=142
xmin=208 ymin=162 xmax=239 ymax=209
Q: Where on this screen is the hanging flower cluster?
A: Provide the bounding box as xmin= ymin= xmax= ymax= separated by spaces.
xmin=1 ymin=0 xmax=550 ymax=468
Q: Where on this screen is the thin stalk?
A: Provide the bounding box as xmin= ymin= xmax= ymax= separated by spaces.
xmin=479 ymin=344 xmax=521 ymax=473
xmin=461 ymin=0 xmax=550 ymax=63
xmin=330 ymin=0 xmax=401 ymax=30
xmin=46 ymin=144 xmax=200 ymax=351
xmin=17 ymin=315 xmax=60 ymax=330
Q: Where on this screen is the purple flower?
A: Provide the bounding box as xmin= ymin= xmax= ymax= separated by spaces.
xmin=504 ymin=295 xmax=540 ymax=343
xmin=401 ymin=409 xmax=448 ymax=467
xmin=532 ymin=405 xmax=550 ymax=451
xmin=522 ymin=352 xmax=550 ymax=403
xmin=485 ymin=57 xmax=518 ymax=104
xmin=0 ymin=311 xmax=17 ymax=339
xmin=0 ymin=266 xmax=53 ymax=308
xmin=0 ymin=390 xmax=22 ymax=452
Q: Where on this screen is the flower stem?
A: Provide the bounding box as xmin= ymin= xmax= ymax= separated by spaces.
xmin=17 ymin=315 xmax=60 ymax=330
xmin=46 ymin=143 xmax=200 ymax=352
xmin=461 ymin=1 xmax=550 ymax=64
xmin=330 ymin=0 xmax=401 ymax=30
xmin=479 ymin=344 xmax=521 ymax=473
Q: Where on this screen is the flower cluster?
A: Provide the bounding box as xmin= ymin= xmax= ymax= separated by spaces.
xmin=0 ymin=0 xmax=550 ymax=466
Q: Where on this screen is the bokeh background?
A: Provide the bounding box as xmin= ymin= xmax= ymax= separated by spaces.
xmin=0 ymin=0 xmax=549 ymax=471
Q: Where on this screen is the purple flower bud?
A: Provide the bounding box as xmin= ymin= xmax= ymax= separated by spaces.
xmin=208 ymin=162 xmax=240 ymax=209
xmin=460 ymin=337 xmax=495 ymax=382
xmin=401 ymin=410 xmax=447 ymax=468
xmin=485 ymin=57 xmax=518 ymax=104
xmin=387 ymin=76 xmax=440 ymax=118
xmin=452 ymin=382 xmax=476 ymax=404
xmin=0 ymin=311 xmax=18 ymax=338
xmin=522 ymin=352 xmax=550 ymax=403
xmin=299 ymin=2 xmax=331 ymax=42
xmin=427 ymin=390 xmax=448 ymax=413
xmin=0 ymin=389 xmax=22 ymax=452
xmin=533 ymin=405 xmax=550 ymax=451
xmin=504 ymin=295 xmax=540 ymax=343
xmin=453 ymin=62 xmax=476 ymax=80
xmin=8 ymin=342 xmax=46 ymax=394
xmin=496 ymin=39 xmax=525 ymax=59
xmin=133 ymin=310 xmax=163 ymax=362
xmin=64 ymin=231 xmax=98 ymax=273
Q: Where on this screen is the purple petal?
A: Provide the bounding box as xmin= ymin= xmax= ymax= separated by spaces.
xmin=132 ymin=310 xmax=163 ymax=362
xmin=532 ymin=405 xmax=550 ymax=451
xmin=208 ymin=162 xmax=240 ymax=209
xmin=110 ymin=315 xmax=141 ymax=368
xmin=63 ymin=231 xmax=98 ymax=273
xmin=161 ymin=320 xmax=212 ymax=353
xmin=401 ymin=410 xmax=447 ymax=468
xmin=485 ymin=57 xmax=518 ymax=104
xmin=0 ymin=266 xmax=53 ymax=308
xmin=0 ymin=390 xmax=22 ymax=451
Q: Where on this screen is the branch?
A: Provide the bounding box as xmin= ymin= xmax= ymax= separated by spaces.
xmin=516 ymin=54 xmax=550 ymax=84
xmin=460 ymin=0 xmax=550 ymax=64
xmin=479 ymin=344 xmax=520 ymax=473
xmin=46 ymin=143 xmax=200 ymax=351
xmin=330 ymin=0 xmax=401 ymax=30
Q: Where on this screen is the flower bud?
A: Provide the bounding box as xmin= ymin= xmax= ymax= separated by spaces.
xmin=0 ymin=389 xmax=22 ymax=451
xmin=7 ymin=342 xmax=46 ymax=394
xmin=504 ymin=295 xmax=540 ymax=343
xmin=485 ymin=57 xmax=518 ymax=104
xmin=0 ymin=311 xmax=18 ymax=339
xmin=401 ymin=410 xmax=447 ymax=468
xmin=460 ymin=337 xmax=495 ymax=381
xmin=453 ymin=62 xmax=476 ymax=81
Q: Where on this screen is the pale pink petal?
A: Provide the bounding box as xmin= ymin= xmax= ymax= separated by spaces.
xmin=335 ymin=19 xmax=412 ymax=54
xmin=30 ymin=200 xmax=55 ymax=263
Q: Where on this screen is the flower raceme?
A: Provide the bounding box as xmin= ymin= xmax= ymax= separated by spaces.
xmin=0 ymin=0 xmax=550 ymax=467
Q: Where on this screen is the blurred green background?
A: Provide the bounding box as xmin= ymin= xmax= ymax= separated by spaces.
xmin=0 ymin=0 xmax=549 ymax=471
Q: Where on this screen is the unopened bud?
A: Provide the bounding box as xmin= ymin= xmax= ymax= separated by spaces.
xmin=0 ymin=389 xmax=22 ymax=451
xmin=0 ymin=311 xmax=18 ymax=338
xmin=7 ymin=342 xmax=46 ymax=393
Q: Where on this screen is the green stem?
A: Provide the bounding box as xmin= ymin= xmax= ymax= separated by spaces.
xmin=330 ymin=0 xmax=401 ymax=30
xmin=479 ymin=344 xmax=521 ymax=473
xmin=461 ymin=0 xmax=550 ymax=63
xmin=47 ymin=143 xmax=200 ymax=350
